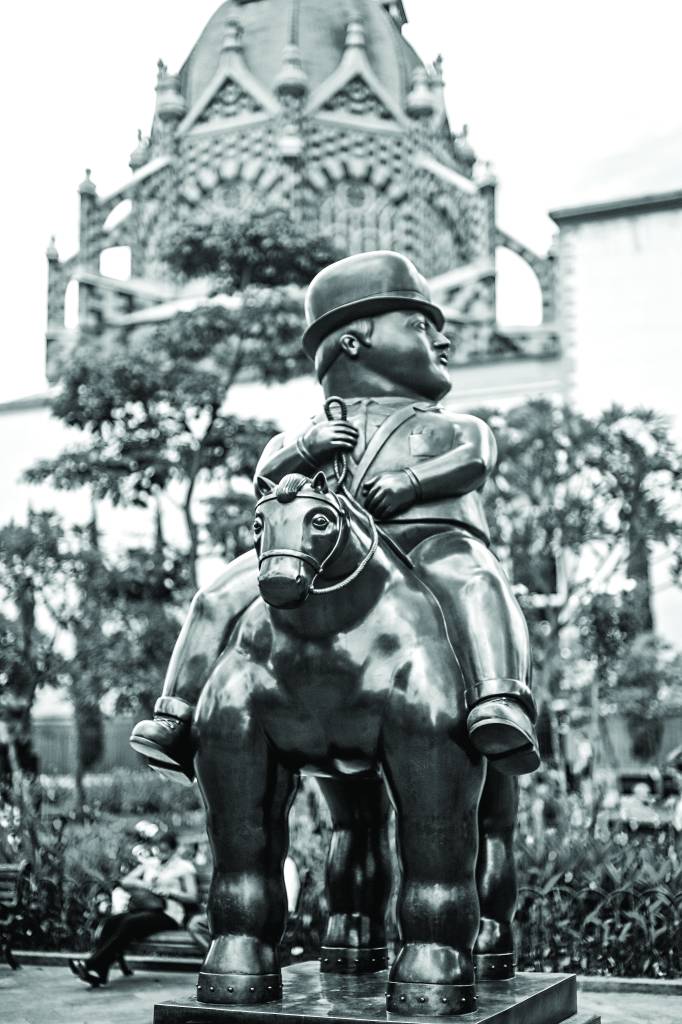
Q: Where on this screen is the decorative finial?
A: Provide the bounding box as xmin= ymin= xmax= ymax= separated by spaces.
xmin=344 ymin=20 xmax=366 ymax=49
xmin=157 ymin=59 xmax=168 ymax=81
xmin=222 ymin=19 xmax=244 ymax=53
xmin=406 ymin=67 xmax=434 ymax=119
xmin=433 ymin=54 xmax=444 ymax=84
xmin=46 ymin=235 xmax=59 ymax=261
xmin=78 ymin=168 xmax=96 ymax=195
xmin=454 ymin=124 xmax=476 ymax=168
xmin=275 ymin=43 xmax=308 ymax=98
xmin=130 ymin=129 xmax=150 ymax=170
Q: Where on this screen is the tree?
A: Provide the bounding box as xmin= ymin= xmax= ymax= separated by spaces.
xmin=26 ymin=206 xmax=342 ymax=585
xmin=477 ymin=399 xmax=682 ymax=767
xmin=0 ymin=513 xmax=64 ymax=782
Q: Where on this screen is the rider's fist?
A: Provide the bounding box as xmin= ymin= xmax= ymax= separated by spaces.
xmin=300 ymin=421 xmax=359 ymax=463
xmin=362 ymin=471 xmax=418 ymax=519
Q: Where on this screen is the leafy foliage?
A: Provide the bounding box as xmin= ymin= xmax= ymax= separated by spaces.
xmin=162 ymin=207 xmax=341 ymax=291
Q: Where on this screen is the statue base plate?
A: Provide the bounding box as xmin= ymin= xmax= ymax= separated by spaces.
xmin=153 ymin=960 xmax=598 ymax=1024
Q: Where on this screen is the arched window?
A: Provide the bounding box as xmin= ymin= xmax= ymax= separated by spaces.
xmin=495 ymin=246 xmax=543 ymax=327
xmin=100 ymin=246 xmax=132 ymax=280
xmin=64 ymin=278 xmax=79 ymax=328
xmin=102 ymin=199 xmax=133 ymax=232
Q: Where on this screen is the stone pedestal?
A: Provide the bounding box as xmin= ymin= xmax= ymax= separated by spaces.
xmin=153 ymin=960 xmax=600 ymax=1024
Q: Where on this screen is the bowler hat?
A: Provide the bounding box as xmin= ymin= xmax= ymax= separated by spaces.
xmin=302 ymin=251 xmax=444 ymax=360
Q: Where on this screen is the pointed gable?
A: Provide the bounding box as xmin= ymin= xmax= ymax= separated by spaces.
xmin=196 ymin=76 xmax=263 ymax=123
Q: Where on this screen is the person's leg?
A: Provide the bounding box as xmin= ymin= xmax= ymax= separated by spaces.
xmin=86 ymin=911 xmax=177 ymax=976
xmin=129 ymin=551 xmax=258 ymax=776
xmin=412 ymin=530 xmax=539 ymax=775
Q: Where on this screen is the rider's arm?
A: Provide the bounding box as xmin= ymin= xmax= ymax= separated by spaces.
xmin=407 ymin=415 xmax=497 ymax=500
xmin=255 ymin=420 xmax=359 ymax=484
xmin=255 ymin=432 xmax=313 ymax=484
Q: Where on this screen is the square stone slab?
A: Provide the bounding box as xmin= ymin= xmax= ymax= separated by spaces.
xmin=153 ymin=960 xmax=597 ymax=1024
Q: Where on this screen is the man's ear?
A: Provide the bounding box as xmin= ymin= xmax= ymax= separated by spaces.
xmin=339 ymin=333 xmax=362 ymax=359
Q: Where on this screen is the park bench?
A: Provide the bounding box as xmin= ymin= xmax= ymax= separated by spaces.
xmin=0 ymin=860 xmax=31 ymax=969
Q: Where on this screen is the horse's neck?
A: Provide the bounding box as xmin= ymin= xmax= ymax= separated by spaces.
xmin=271 ymin=510 xmax=396 ymax=638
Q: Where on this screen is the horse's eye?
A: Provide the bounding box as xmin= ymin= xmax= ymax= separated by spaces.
xmin=311 ymin=513 xmax=331 ymax=530
xmin=253 ymin=518 xmax=263 ymax=535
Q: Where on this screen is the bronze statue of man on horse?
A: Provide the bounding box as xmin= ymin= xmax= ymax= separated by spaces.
xmin=130 ymin=251 xmax=540 ymax=1015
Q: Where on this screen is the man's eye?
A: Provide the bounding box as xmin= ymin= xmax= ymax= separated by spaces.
xmin=415 ymin=319 xmax=428 ymax=331
xmin=311 ymin=514 xmax=330 ymax=530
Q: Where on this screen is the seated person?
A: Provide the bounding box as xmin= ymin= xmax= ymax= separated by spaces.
xmin=69 ymin=830 xmax=197 ymax=986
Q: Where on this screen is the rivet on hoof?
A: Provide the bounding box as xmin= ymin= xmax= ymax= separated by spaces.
xmin=337 ymin=959 xmax=342 ymax=964
xmin=324 ymin=958 xmax=329 ymax=963
xmin=355 ymin=959 xmax=359 ymax=965
xmin=419 ymin=996 xmax=426 ymax=1003
xmin=228 ymin=986 xmax=234 ymax=992
xmin=210 ymin=986 xmax=215 ymax=992
xmin=442 ymin=997 xmax=448 ymax=1004
xmin=250 ymin=986 xmax=256 ymax=992
xmin=268 ymin=986 xmax=273 ymax=991
xmin=196 ymin=984 xmax=201 ymax=990
xmin=400 ymin=996 xmax=406 ymax=1002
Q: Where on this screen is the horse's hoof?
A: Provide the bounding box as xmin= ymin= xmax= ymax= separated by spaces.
xmin=474 ymin=952 xmax=516 ymax=981
xmin=385 ymin=980 xmax=476 ymax=1016
xmin=467 ymin=699 xmax=540 ymax=775
xmin=320 ymin=946 xmax=389 ymax=974
xmin=196 ymin=972 xmax=282 ymax=1004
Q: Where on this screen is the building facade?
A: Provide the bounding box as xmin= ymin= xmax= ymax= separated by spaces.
xmin=43 ymin=0 xmax=560 ymax=402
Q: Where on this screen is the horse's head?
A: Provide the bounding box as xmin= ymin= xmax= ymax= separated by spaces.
xmin=254 ymin=472 xmax=350 ymax=609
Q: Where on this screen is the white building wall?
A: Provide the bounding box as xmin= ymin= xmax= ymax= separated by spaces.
xmin=555 ymin=201 xmax=682 ymax=646
xmin=557 ymin=205 xmax=682 ymax=430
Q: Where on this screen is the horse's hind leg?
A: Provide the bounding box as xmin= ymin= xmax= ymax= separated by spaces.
xmin=474 ymin=767 xmax=519 ymax=980
xmin=316 ymin=773 xmax=391 ymax=975
xmin=194 ymin=669 xmax=297 ymax=1005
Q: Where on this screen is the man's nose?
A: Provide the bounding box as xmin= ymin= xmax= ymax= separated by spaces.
xmin=432 ymin=333 xmax=451 ymax=351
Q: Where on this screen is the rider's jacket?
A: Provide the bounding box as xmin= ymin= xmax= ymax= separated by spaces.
xmin=257 ymin=397 xmax=495 ymax=545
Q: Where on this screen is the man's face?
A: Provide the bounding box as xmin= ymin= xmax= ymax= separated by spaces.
xmin=156 ymin=841 xmax=173 ymax=863
xmin=361 ymin=309 xmax=452 ymax=400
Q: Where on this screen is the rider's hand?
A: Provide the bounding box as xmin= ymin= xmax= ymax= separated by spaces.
xmin=362 ymin=471 xmax=419 ymax=519
xmin=300 ymin=421 xmax=359 ymax=463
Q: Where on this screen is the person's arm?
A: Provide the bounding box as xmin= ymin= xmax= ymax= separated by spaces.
xmin=153 ymin=865 xmax=199 ymax=906
xmin=405 ymin=415 xmax=497 ymax=500
xmin=120 ymin=863 xmax=150 ymax=893
xmin=362 ymin=415 xmax=496 ymax=519
xmin=255 ymin=421 xmax=358 ymax=484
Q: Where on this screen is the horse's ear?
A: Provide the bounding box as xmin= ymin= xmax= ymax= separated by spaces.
xmin=311 ymin=471 xmax=328 ymax=494
xmin=255 ymin=475 xmax=275 ymax=497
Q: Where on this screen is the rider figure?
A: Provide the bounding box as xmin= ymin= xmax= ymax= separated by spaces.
xmin=130 ymin=251 xmax=539 ymax=777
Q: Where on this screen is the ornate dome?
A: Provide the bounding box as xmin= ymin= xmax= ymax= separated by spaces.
xmin=178 ymin=0 xmax=422 ymax=111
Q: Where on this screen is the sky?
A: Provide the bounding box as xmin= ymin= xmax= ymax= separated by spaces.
xmin=1 ymin=0 xmax=681 ymax=403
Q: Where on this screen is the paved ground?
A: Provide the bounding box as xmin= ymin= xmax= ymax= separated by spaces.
xmin=1 ymin=965 xmax=681 ymax=1024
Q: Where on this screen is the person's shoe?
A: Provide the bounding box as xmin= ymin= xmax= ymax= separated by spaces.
xmin=467 ymin=697 xmax=540 ymax=775
xmin=129 ymin=715 xmax=193 ymax=778
xmin=69 ymin=958 xmax=107 ymax=987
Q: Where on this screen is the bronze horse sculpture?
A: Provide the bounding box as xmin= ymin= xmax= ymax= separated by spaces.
xmin=193 ymin=470 xmax=518 ymax=1016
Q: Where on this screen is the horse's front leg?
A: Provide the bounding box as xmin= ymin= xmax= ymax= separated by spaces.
xmin=317 ymin=773 xmax=392 ymax=974
xmin=474 ymin=767 xmax=519 ymax=980
xmin=194 ymin=656 xmax=296 ymax=1005
xmin=381 ymin=646 xmax=485 ymax=1016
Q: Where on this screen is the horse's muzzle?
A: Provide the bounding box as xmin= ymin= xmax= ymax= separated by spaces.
xmin=258 ymin=568 xmax=311 ymax=609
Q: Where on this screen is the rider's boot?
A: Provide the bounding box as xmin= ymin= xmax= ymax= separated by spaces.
xmin=467 ymin=696 xmax=539 ymax=776
xmin=129 ymin=697 xmax=195 ymax=781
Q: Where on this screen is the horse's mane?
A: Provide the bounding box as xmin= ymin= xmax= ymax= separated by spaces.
xmin=275 ymin=474 xmax=312 ymax=503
